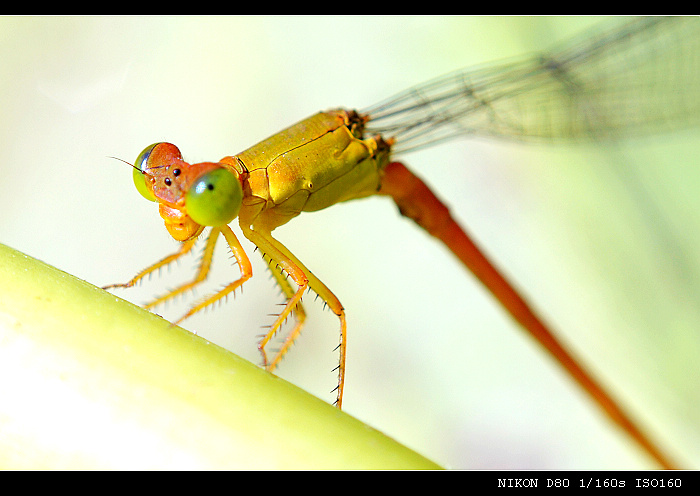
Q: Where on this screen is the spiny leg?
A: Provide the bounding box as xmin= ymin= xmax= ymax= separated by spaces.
xmin=172 ymin=224 xmax=253 ymax=326
xmin=241 ymin=223 xmax=347 ymax=409
xmin=378 ymin=161 xmax=676 ymax=469
xmin=102 ymin=237 xmax=198 ymax=291
xmin=259 ymin=253 xmax=308 ymax=371
xmin=144 ymin=227 xmax=220 ymax=310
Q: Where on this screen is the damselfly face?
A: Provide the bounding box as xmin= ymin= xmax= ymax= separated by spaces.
xmin=131 ymin=143 xmax=244 ymax=241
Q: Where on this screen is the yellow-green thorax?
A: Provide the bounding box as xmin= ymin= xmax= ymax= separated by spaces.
xmin=224 ymin=110 xmax=391 ymax=232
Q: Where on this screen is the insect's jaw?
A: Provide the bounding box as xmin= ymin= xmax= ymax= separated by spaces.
xmin=159 ymin=203 xmax=204 ymax=241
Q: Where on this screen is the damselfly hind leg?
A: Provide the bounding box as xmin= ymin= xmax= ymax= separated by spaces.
xmin=241 ymin=223 xmax=347 ymax=408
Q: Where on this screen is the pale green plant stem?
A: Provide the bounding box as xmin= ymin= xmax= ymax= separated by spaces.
xmin=0 ymin=243 xmax=441 ymax=470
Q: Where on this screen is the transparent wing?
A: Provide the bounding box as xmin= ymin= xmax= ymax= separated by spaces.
xmin=364 ymin=17 xmax=700 ymax=153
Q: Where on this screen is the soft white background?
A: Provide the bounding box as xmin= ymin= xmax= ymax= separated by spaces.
xmin=2 ymin=16 xmax=699 ymax=469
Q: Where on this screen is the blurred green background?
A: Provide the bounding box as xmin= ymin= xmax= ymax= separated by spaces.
xmin=1 ymin=16 xmax=699 ymax=469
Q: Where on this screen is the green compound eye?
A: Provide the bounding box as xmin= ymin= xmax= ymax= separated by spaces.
xmin=186 ymin=168 xmax=243 ymax=226
xmin=132 ymin=143 xmax=161 ymax=202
